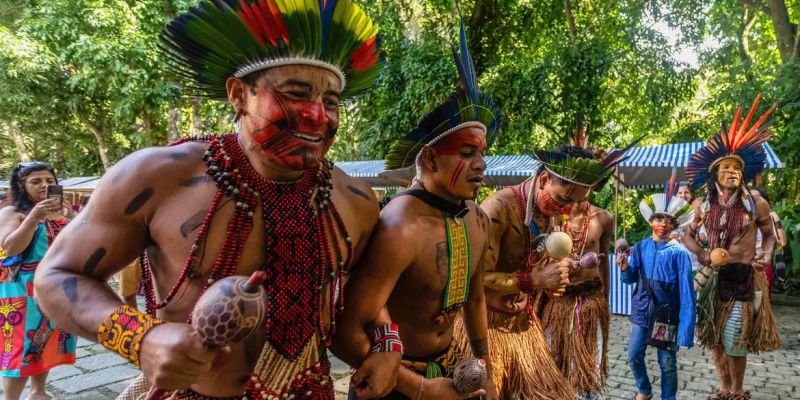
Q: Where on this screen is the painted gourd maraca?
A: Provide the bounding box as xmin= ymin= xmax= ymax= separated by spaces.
xmin=614 ymin=238 xmax=631 ymax=256
xmin=578 ymin=252 xmax=601 ymax=270
xmin=192 ymin=271 xmax=267 ymax=347
xmin=453 ymin=357 xmax=487 ymax=393
xmin=709 ymin=248 xmax=730 ymax=268
xmin=545 ymin=231 xmax=573 ymax=260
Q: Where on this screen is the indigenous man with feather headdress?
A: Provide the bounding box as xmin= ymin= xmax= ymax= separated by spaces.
xmin=531 ymin=121 xmax=621 ymax=400
xmin=335 ymin=21 xmax=499 ymax=400
xmin=35 ymin=1 xmax=399 ymax=399
xmin=683 ymin=96 xmax=781 ymax=400
xmin=463 ymin=132 xmax=640 ymax=399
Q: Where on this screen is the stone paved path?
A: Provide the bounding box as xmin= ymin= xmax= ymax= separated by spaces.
xmin=2 ymin=304 xmax=798 ymax=400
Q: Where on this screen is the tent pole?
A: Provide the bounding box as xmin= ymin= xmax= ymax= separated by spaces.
xmin=621 ymin=171 xmax=626 ymax=239
xmin=614 ymin=167 xmax=619 ymax=243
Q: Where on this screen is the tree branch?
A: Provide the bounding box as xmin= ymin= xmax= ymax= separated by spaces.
xmin=564 ymin=0 xmax=578 ymax=39
xmin=738 ymin=5 xmax=758 ymax=73
xmin=737 ymin=0 xmax=770 ymax=15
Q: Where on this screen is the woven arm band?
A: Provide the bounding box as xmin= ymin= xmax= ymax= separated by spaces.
xmin=97 ymin=305 xmax=165 ymax=367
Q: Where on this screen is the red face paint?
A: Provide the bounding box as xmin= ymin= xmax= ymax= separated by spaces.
xmin=431 ymin=129 xmax=487 ymax=155
xmin=249 ymin=89 xmax=338 ymax=170
xmin=449 ymin=160 xmax=465 ymax=189
xmin=536 ymin=189 xmax=562 ymax=217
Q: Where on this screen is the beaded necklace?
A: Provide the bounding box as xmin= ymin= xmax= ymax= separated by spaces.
xmin=141 ymin=134 xmax=352 ymax=399
xmin=563 ymin=207 xmax=592 ymax=258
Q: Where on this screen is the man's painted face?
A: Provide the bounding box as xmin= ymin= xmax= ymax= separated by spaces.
xmin=241 ymin=65 xmax=341 ymax=171
xmin=536 ymin=172 xmax=592 ymax=217
xmin=23 ymin=170 xmax=56 ymax=203
xmin=428 ymin=127 xmax=488 ymax=200
xmin=650 ymin=216 xmax=675 ymax=239
xmin=716 ymin=158 xmax=743 ymax=189
xmin=676 ymin=185 xmax=693 ymax=203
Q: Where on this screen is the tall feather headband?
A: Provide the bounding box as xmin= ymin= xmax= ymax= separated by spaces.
xmin=686 ymin=95 xmax=776 ymax=190
xmin=639 ymin=168 xmax=694 ymax=227
xmin=531 ymin=135 xmax=644 ymax=190
xmin=161 ymin=0 xmax=383 ymax=99
xmin=384 ymin=20 xmax=501 ymax=171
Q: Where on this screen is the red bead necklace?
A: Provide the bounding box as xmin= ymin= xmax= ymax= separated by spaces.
xmin=142 ymin=134 xmax=352 ymax=357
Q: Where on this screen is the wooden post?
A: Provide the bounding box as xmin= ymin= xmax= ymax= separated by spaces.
xmin=614 ymin=167 xmax=619 ymax=243
xmin=621 ymin=172 xmax=627 ymax=239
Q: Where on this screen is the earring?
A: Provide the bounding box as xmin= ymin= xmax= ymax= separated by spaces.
xmin=233 ymin=109 xmax=243 ymax=133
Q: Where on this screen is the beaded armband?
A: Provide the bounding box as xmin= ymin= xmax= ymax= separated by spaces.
xmin=515 ymin=270 xmax=534 ymax=293
xmin=370 ymin=324 xmax=403 ymax=354
xmin=97 ymin=305 xmax=165 ymax=367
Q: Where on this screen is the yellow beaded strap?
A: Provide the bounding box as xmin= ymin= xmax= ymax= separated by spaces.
xmin=97 ymin=305 xmax=165 ymax=367
xmin=0 ymin=247 xmax=6 ymax=259
xmin=441 ymin=217 xmax=471 ymax=314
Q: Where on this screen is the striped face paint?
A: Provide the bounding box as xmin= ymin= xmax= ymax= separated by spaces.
xmin=249 ymin=88 xmax=338 ymax=171
xmin=429 ymin=127 xmax=488 ymax=200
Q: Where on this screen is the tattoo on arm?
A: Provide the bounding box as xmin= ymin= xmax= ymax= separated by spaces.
xmin=83 ymin=248 xmax=107 ymax=277
xmin=124 ymin=188 xmax=155 ymax=215
xmin=347 ymin=185 xmax=371 ymax=202
xmin=181 ymin=175 xmax=209 ymax=187
xmin=470 ymin=338 xmax=489 ymax=358
xmin=63 ymin=277 xmax=78 ymax=303
xmin=180 ymin=210 xmax=206 ymax=238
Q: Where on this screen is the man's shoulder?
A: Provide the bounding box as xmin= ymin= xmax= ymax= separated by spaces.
xmin=108 ymin=142 xmax=209 ymax=184
xmin=332 ymin=166 xmax=378 ymax=205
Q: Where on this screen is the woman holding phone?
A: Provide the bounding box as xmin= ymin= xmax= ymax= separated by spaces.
xmin=0 ymin=162 xmax=76 ymax=400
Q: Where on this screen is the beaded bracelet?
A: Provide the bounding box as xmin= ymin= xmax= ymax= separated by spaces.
xmin=370 ymin=323 xmax=403 ymax=354
xmin=97 ymin=305 xmax=165 ymax=367
xmin=515 ymin=270 xmax=534 ymax=293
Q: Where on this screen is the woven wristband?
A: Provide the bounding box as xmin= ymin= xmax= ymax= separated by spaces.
xmin=371 ymin=324 xmax=403 ymax=354
xmin=515 ymin=270 xmax=534 ymax=293
xmin=97 ymin=305 xmax=165 ymax=367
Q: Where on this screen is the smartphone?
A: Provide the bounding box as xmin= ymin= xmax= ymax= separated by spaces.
xmin=46 ymin=185 xmax=63 ymax=203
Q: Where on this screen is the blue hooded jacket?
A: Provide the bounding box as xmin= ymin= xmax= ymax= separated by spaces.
xmin=621 ymin=238 xmax=696 ymax=348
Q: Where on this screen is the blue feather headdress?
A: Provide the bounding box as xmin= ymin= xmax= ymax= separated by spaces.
xmin=687 ymin=95 xmax=776 ymax=190
xmin=384 ymin=20 xmax=501 ymax=171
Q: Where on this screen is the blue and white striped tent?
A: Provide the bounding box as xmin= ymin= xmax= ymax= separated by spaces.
xmin=338 ymin=141 xmax=783 ymax=189
xmin=617 ymin=142 xmax=783 ymax=188
xmin=338 ymin=155 xmax=539 ymax=188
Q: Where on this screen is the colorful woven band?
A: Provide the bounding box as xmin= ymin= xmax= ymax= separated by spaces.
xmin=515 ymin=270 xmax=535 ymax=293
xmin=97 ymin=305 xmax=165 ymax=367
xmin=371 ymin=324 xmax=403 ymax=354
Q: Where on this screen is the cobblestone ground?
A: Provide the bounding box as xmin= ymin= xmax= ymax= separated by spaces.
xmin=2 ymin=304 xmax=798 ymax=400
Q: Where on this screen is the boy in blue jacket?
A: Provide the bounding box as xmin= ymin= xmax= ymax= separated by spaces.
xmin=616 ymin=189 xmax=695 ymax=400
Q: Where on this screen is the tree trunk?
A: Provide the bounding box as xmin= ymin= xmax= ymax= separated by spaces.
xmin=766 ymin=0 xmax=796 ymax=62
xmin=78 ymin=113 xmax=111 ymax=170
xmin=3 ymin=122 xmax=31 ymax=162
xmin=190 ymin=97 xmax=202 ymax=136
xmin=167 ymin=100 xmax=182 ymax=143
xmin=738 ymin=6 xmax=758 ymax=81
xmin=564 ymin=0 xmax=578 ymax=39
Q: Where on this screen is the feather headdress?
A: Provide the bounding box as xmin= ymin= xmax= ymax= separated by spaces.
xmin=640 ymin=168 xmax=694 ymax=227
xmin=161 ymin=0 xmax=383 ymax=99
xmin=686 ymin=95 xmax=776 ymax=190
xmin=384 ymin=20 xmax=501 ymax=172
xmin=531 ymin=135 xmax=644 ymax=190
